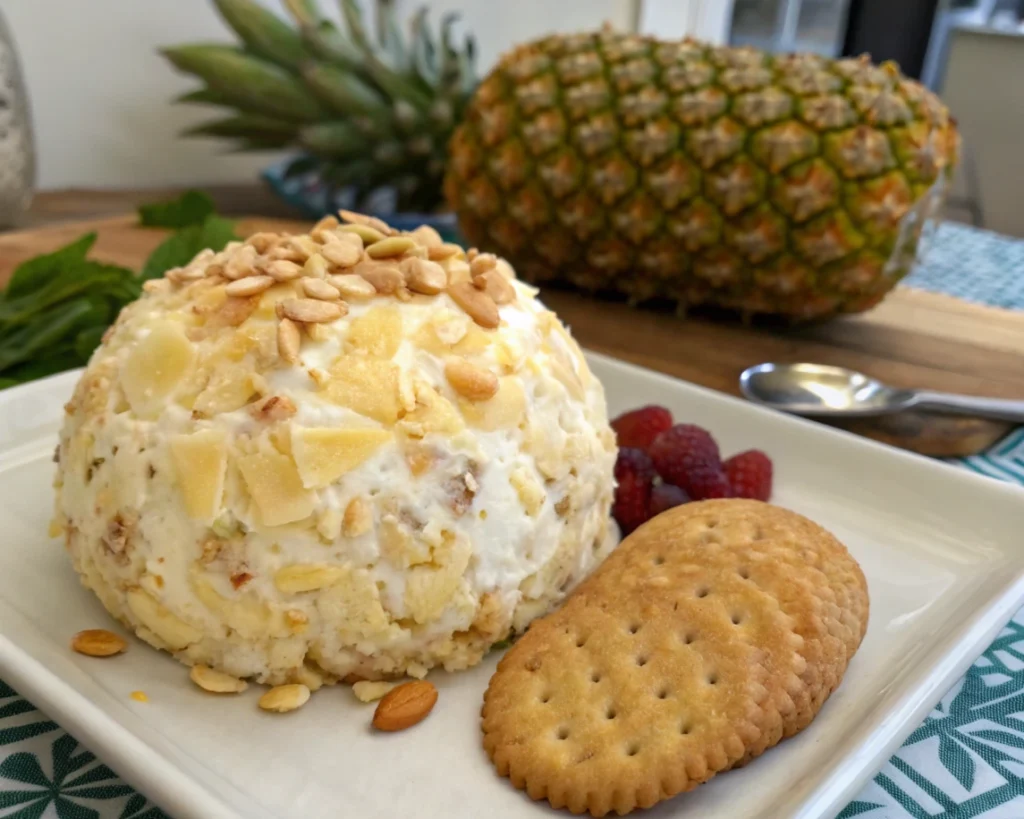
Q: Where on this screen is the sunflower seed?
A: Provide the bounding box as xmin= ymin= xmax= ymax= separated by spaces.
xmin=225 ymin=275 xmax=274 ymax=297
xmin=280 ymin=298 xmax=346 ymax=323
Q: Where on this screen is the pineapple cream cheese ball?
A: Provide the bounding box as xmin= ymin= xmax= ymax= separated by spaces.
xmin=53 ymin=212 xmax=617 ymax=687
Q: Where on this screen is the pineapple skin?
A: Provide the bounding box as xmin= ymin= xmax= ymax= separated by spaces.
xmin=444 ymin=33 xmax=960 ymax=320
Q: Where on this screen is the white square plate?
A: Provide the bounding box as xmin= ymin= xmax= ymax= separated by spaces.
xmin=1 ymin=355 xmax=1023 ymax=819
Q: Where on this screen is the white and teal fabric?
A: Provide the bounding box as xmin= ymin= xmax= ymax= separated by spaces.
xmin=2 ymin=221 xmax=1023 ymax=818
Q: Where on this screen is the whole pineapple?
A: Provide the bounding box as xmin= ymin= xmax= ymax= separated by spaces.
xmin=163 ymin=0 xmax=476 ymax=212
xmin=445 ymin=32 xmax=960 ymax=320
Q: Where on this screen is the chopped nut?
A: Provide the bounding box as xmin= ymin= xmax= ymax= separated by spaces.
xmin=339 ymin=209 xmax=394 ymax=235
xmin=354 ymin=261 xmax=405 ymax=294
xmin=337 ymin=223 xmax=386 ymax=245
xmin=409 ymin=224 xmax=443 ymax=248
xmin=321 ymin=236 xmax=362 ymax=268
xmin=258 ymin=683 xmax=310 ymax=713
xmin=277 ymin=318 xmax=301 ymax=364
xmin=353 ymin=680 xmax=399 ymax=703
xmin=467 ymin=247 xmax=479 ymax=262
xmin=224 ymin=245 xmax=258 ymax=280
xmin=443 ymin=258 xmax=472 ymax=286
xmin=311 ymin=214 xmax=339 ymax=241
xmin=445 ymin=358 xmax=499 ymax=401
xmin=401 ymin=257 xmax=447 ymax=295
xmin=190 ymin=664 xmax=248 ymax=694
xmin=71 ymin=629 xmax=127 ymax=657
xmin=303 ymin=253 xmax=329 ymax=279
xmin=246 ymin=232 xmax=280 ymax=253
xmin=274 ymin=564 xmax=345 ymax=593
xmin=448 ymin=282 xmax=500 ymax=328
xmin=366 ymin=236 xmax=416 ymax=259
xmin=250 ymin=395 xmax=297 ymax=422
xmin=470 ymin=253 xmax=498 ymax=277
xmin=288 ymin=235 xmax=320 ymax=261
xmin=225 ymin=275 xmax=274 ymax=298
xmin=301 ymin=277 xmax=342 ymax=301
xmin=474 ymin=269 xmax=517 ymax=305
xmin=285 ymin=609 xmax=309 ymax=634
xmin=343 ymin=496 xmax=373 ymax=537
xmin=427 ymin=243 xmax=463 ymax=261
xmin=265 ymin=260 xmax=303 ymax=282
xmin=280 ymin=298 xmax=345 ymax=323
xmin=329 ymin=273 xmax=376 ymax=299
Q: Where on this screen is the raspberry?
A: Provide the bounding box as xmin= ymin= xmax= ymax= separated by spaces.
xmin=612 ymin=448 xmax=655 ymax=534
xmin=649 ymin=424 xmax=732 ymax=499
xmin=724 ymin=449 xmax=773 ymax=501
xmin=650 ymin=483 xmax=690 ymax=516
xmin=610 ymin=405 xmax=673 ymax=452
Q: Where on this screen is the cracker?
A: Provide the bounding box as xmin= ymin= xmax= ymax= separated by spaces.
xmin=481 ymin=500 xmax=868 ymax=815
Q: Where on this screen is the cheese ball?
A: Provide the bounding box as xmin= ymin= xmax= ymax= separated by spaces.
xmin=53 ymin=215 xmax=617 ymax=686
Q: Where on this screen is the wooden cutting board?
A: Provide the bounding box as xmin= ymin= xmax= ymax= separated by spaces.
xmin=2 ymin=214 xmax=1023 ymax=457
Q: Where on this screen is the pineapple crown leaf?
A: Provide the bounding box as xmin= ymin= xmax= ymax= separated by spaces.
xmin=212 ymin=0 xmax=307 ymax=70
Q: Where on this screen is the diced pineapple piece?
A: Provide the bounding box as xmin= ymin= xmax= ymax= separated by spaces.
xmin=190 ymin=569 xmax=283 ymax=640
xmin=255 ymin=283 xmax=298 ymax=318
xmin=549 ymin=358 xmax=585 ymax=401
xmin=324 ymin=356 xmax=400 ymax=424
xmin=315 ymin=566 xmax=393 ymax=640
xmin=193 ymin=364 xmax=260 ymax=416
xmin=291 ymin=427 xmax=392 ymax=488
xmin=235 ymin=450 xmax=315 ymax=526
xmin=169 ymin=430 xmax=227 ymax=522
xmin=345 ymin=306 xmax=403 ymax=359
xmin=126 ymin=588 xmax=202 ymax=650
xmin=380 ymin=515 xmax=431 ymax=568
xmin=528 ymin=422 xmax=570 ymax=481
xmin=121 ymin=322 xmax=195 ymax=417
xmin=404 ymin=533 xmax=471 ymax=624
xmin=412 ymin=316 xmax=490 ymax=357
xmin=400 ymin=384 xmax=464 ymax=437
xmin=459 ymin=377 xmax=526 ymax=431
xmin=511 ymin=466 xmax=546 ymax=516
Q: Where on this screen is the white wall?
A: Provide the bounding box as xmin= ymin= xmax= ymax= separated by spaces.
xmin=3 ymin=0 xmax=635 ymax=191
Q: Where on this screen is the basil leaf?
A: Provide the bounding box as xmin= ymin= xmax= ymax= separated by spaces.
xmin=4 ymin=233 xmax=97 ymax=301
xmin=138 ymin=190 xmax=216 ymax=228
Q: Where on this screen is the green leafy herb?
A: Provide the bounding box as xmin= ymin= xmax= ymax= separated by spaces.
xmin=141 ymin=215 xmax=238 ymax=280
xmin=0 ymin=192 xmax=239 ymax=390
xmin=137 ymin=189 xmax=216 ymax=228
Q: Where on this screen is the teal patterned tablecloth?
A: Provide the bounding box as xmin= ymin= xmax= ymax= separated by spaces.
xmin=2 ymin=221 xmax=1024 ymax=819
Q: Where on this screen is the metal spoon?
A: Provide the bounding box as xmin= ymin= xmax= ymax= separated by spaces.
xmin=739 ymin=362 xmax=1024 ymax=423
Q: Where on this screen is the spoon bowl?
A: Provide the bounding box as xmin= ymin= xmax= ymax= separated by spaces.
xmin=740 ymin=363 xmax=916 ymax=417
xmin=739 ymin=362 xmax=1024 ymax=423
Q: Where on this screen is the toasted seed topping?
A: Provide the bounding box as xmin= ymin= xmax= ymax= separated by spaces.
xmin=225 ymin=275 xmax=274 ymax=297
xmin=280 ymin=298 xmax=345 ymax=323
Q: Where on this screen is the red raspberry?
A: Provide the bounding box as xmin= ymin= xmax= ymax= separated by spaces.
xmin=724 ymin=449 xmax=773 ymax=501
xmin=650 ymin=483 xmax=690 ymax=516
xmin=610 ymin=405 xmax=673 ymax=452
xmin=613 ymin=448 xmax=655 ymax=534
xmin=649 ymin=424 xmax=732 ymax=499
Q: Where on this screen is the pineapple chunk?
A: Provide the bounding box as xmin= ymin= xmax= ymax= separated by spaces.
xmin=404 ymin=533 xmax=471 ymax=624
xmin=126 ymin=588 xmax=202 ymax=650
xmin=193 ymin=364 xmax=260 ymax=416
xmin=460 ymin=377 xmax=526 ymax=431
xmin=255 ymin=283 xmax=298 ymax=318
xmin=291 ymin=427 xmax=392 ymax=488
xmin=400 ymin=383 xmax=464 ymax=437
xmin=324 ymin=355 xmax=400 ymax=424
xmin=345 ymin=306 xmax=403 ymax=359
xmin=412 ymin=317 xmax=491 ymax=357
xmin=169 ymin=430 xmax=228 ymax=522
xmin=236 ymin=450 xmax=315 ymax=526
xmin=121 ymin=322 xmax=195 ymax=417
xmin=190 ymin=569 xmax=283 ymax=640
xmin=315 ymin=566 xmax=394 ymax=640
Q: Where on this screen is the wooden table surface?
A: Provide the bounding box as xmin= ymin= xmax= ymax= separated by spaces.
xmin=3 ymin=188 xmax=1024 ymax=456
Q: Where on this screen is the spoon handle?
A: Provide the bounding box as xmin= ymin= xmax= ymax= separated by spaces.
xmin=912 ymin=390 xmax=1024 ymax=423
